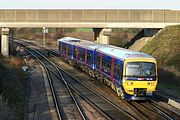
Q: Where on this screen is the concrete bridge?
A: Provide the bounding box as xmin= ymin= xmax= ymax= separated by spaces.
xmin=1 ymin=9 xmax=180 ymax=28
xmin=1 ymin=9 xmax=180 ymax=56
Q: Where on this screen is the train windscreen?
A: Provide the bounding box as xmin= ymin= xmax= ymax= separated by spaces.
xmin=125 ymin=62 xmax=156 ymax=78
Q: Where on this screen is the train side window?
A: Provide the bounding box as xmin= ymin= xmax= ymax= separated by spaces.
xmin=87 ymin=53 xmax=92 ymax=64
xmin=64 ymin=44 xmax=70 ymax=56
xmin=74 ymin=48 xmax=78 ymax=56
xmin=67 ymin=46 xmax=70 ymax=55
xmin=78 ymin=49 xmax=85 ymax=61
xmin=114 ymin=63 xmax=122 ymax=78
xmin=59 ymin=42 xmax=61 ymax=52
xmin=62 ymin=44 xmax=66 ymax=54
xmin=102 ymin=58 xmax=111 ymax=72
xmin=96 ymin=55 xmax=100 ymax=69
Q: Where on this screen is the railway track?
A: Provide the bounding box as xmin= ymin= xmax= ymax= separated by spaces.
xmin=127 ymin=99 xmax=180 ymax=120
xmin=15 ymin=39 xmax=180 ymax=120
xmin=128 ymin=101 xmax=170 ymax=120
xmin=18 ymin=44 xmax=86 ymax=120
xmin=89 ymin=80 xmax=180 ymax=120
xmin=39 ymin=42 xmax=180 ymax=120
xmin=94 ymin=80 xmax=180 ymax=120
xmin=14 ymin=40 xmax=135 ymax=120
xmin=149 ymin=99 xmax=180 ymax=119
xmin=88 ymin=79 xmax=180 ymax=120
xmin=48 ymin=50 xmax=180 ymax=120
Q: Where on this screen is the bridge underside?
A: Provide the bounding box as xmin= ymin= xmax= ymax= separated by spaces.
xmin=1 ymin=22 xmax=180 ymax=28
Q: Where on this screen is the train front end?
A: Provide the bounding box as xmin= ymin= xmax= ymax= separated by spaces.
xmin=122 ymin=58 xmax=158 ymax=100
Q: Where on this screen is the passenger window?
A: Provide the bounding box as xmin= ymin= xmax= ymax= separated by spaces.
xmin=114 ymin=63 xmax=122 ymax=78
xmin=87 ymin=53 xmax=92 ymax=64
xmin=62 ymin=45 xmax=66 ymax=54
xmin=102 ymin=58 xmax=111 ymax=72
xmin=78 ymin=49 xmax=85 ymax=62
xmin=96 ymin=56 xmax=100 ymax=69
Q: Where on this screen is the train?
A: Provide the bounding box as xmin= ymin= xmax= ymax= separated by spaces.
xmin=57 ymin=37 xmax=158 ymax=101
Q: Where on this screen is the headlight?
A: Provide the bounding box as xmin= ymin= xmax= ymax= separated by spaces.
xmin=126 ymin=82 xmax=133 ymax=85
xmin=147 ymin=82 xmax=154 ymax=86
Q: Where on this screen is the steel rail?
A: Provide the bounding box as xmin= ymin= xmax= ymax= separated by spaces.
xmin=22 ymin=46 xmax=62 ymax=120
xmin=15 ymin=41 xmax=86 ymax=120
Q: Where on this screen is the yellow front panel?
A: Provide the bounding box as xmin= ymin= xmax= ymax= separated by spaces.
xmin=123 ymin=80 xmax=158 ymax=95
xmin=123 ymin=58 xmax=158 ymax=95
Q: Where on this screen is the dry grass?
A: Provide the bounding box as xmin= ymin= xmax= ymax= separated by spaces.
xmin=141 ymin=26 xmax=180 ymax=71
xmin=9 ymin=57 xmax=23 ymax=66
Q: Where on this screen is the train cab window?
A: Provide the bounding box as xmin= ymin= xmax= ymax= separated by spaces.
xmin=126 ymin=62 xmax=156 ymax=78
xmin=141 ymin=62 xmax=156 ymax=76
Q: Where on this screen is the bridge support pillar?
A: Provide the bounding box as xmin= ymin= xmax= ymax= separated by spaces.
xmin=93 ymin=28 xmax=111 ymax=44
xmin=1 ymin=28 xmax=9 ymax=57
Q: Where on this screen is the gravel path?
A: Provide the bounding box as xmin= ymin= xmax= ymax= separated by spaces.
xmin=27 ymin=58 xmax=52 ymax=120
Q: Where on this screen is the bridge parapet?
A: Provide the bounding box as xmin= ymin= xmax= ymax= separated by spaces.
xmin=0 ymin=10 xmax=180 ymax=28
xmin=0 ymin=9 xmax=180 ymax=23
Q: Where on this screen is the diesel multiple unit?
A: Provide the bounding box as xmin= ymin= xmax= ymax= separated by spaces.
xmin=58 ymin=37 xmax=158 ymax=100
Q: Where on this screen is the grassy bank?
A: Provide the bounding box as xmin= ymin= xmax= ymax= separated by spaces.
xmin=0 ymin=56 xmax=26 ymax=119
xmin=141 ymin=25 xmax=180 ymax=97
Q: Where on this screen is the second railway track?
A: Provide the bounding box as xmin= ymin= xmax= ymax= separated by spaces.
xmin=15 ymin=40 xmax=135 ymax=120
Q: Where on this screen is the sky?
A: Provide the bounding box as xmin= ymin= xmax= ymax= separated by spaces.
xmin=0 ymin=0 xmax=179 ymax=9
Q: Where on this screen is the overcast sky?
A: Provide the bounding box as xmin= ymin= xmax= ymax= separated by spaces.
xmin=0 ymin=0 xmax=179 ymax=9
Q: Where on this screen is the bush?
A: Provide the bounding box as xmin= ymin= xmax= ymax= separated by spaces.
xmin=0 ymin=56 xmax=25 ymax=119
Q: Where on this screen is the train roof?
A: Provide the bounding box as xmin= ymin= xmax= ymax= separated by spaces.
xmin=97 ymin=44 xmax=155 ymax=60
xmin=58 ymin=37 xmax=156 ymax=61
xmin=58 ymin=37 xmax=101 ymax=50
xmin=58 ymin=37 xmax=81 ymax=43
